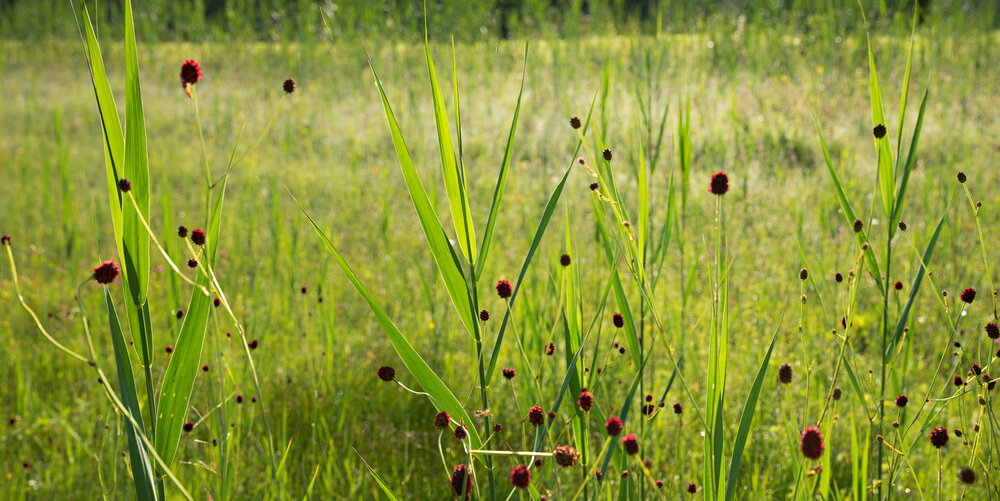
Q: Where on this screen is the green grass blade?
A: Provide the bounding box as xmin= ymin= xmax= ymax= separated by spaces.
xmin=864 ymin=30 xmax=894 ymax=217
xmin=122 ymin=0 xmax=150 ymax=305
xmin=293 ymin=194 xmax=482 ymax=449
xmin=105 ymin=289 xmax=158 ymax=501
xmin=886 ymin=214 xmax=944 ymax=357
xmin=890 ymin=88 xmax=928 ymax=229
xmin=591 ymin=196 xmax=641 ymax=368
xmin=724 ymin=312 xmax=783 ymax=501
xmin=368 ymin=52 xmax=476 ymax=336
xmin=637 ymin=140 xmax=649 ymax=258
xmin=813 ymin=120 xmax=884 ymax=295
xmin=355 ymin=450 xmax=401 ymax=500
xmin=424 ymin=35 xmax=476 ymax=264
xmin=476 ymin=45 xmax=526 ymax=279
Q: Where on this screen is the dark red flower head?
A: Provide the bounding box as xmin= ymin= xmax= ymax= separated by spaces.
xmin=894 ymin=281 xmax=903 ymax=290
xmin=165 ymin=345 xmax=173 ymax=354
xmin=613 ymin=312 xmax=624 ymax=328
xmin=687 ymin=482 xmax=697 ymax=494
xmin=954 ymin=375 xmax=964 ymax=386
xmin=959 ymin=466 xmax=976 ymax=485
xmin=655 ymin=479 xmax=664 ymax=489
xmin=187 ymin=258 xmax=198 ymax=268
xmin=961 ymin=288 xmax=977 ymax=304
xmin=972 ymin=363 xmax=983 ymax=376
xmin=800 ymin=426 xmax=824 ymax=459
xmin=873 ymin=123 xmax=887 ymax=139
xmin=930 ymin=427 xmax=949 ymax=448
xmin=545 ymin=342 xmax=555 ymax=356
xmin=778 ymin=363 xmax=793 ymax=384
xmin=589 ymin=182 xmax=599 ymax=191
xmin=957 ymin=171 xmax=967 ymax=183
xmin=176 ymin=309 xmax=184 ymax=319
xmin=454 ymin=424 xmax=468 ymax=440
xmin=509 ymin=464 xmax=531 ymax=489
xmin=451 ymin=464 xmax=472 ymax=498
xmin=283 ymin=78 xmax=296 ymax=94
xmin=554 ymin=444 xmax=580 ymax=467
xmin=577 ymin=389 xmax=593 ymax=412
xmin=213 ymin=297 xmax=221 ymax=307
xmin=377 ymin=365 xmax=395 ymax=382
xmin=118 ymin=178 xmax=132 ymax=192
xmin=987 ymin=322 xmax=1000 ymax=339
xmin=560 ymin=253 xmax=571 ymax=267
xmin=832 ymin=387 xmax=842 ymax=400
xmin=673 ymin=402 xmax=683 ymax=414
xmin=1 ymin=235 xmax=10 ymax=246
xmin=201 ymin=364 xmax=210 ymax=372
xmin=622 ymin=433 xmax=639 ymax=455
xmin=190 ymin=228 xmax=206 ymax=246
xmin=852 ymin=219 xmax=864 ymax=233
xmin=300 ymin=286 xmax=307 ymax=294
xmin=710 ymin=171 xmax=729 ymax=195
xmin=177 ymin=225 xmax=188 ymax=238
xmin=496 ymin=279 xmax=512 ymax=299
xmin=182 ymin=420 xmax=195 ymax=432
xmin=434 ymin=411 xmax=450 ymax=429
xmin=895 ymin=394 xmax=908 ymax=408
xmin=180 ymin=59 xmax=202 ymax=86
xmin=236 ymin=394 xmax=243 ymax=403
xmin=605 ymin=416 xmax=623 ymax=436
xmin=479 ymin=309 xmax=490 ymax=321
xmin=569 ymin=116 xmax=581 ymax=129
xmin=799 ymin=268 xmax=808 ymax=280
xmin=503 ymin=367 xmax=516 ymax=380
xmin=92 ymin=260 xmax=120 ymax=284
xmin=602 ymin=149 xmax=613 ymax=161
xmin=528 ymin=406 xmax=545 ymax=427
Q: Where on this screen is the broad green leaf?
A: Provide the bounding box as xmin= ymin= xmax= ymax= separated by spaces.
xmin=368 ymin=54 xmax=476 ymax=336
xmin=294 ymin=195 xmax=482 ymax=449
xmin=122 ymin=0 xmax=150 ymax=305
xmin=476 ymin=45 xmax=526 ymax=279
xmin=105 ymin=290 xmax=158 ymax=501
xmin=425 ymin=36 xmax=476 ymax=264
xmin=886 ymin=215 xmax=944 ymax=357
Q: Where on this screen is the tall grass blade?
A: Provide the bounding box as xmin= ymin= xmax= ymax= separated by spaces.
xmin=890 ymin=88 xmax=928 ymax=229
xmin=354 ymin=450 xmax=401 ymax=500
xmin=864 ymin=30 xmax=895 ymax=217
xmin=122 ymin=0 xmax=150 ymax=306
xmin=886 ymin=215 xmax=944 ymax=356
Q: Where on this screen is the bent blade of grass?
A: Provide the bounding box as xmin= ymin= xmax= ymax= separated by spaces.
xmin=724 ymin=311 xmax=783 ymax=501
xmin=293 ymin=194 xmax=482 ymax=449
xmin=484 ymin=92 xmax=596 ymax=385
xmin=814 ymin=120 xmax=884 ymax=295
xmin=105 ymin=289 xmax=158 ymax=501
xmin=367 ymin=52 xmax=476 ymax=336
xmin=122 ymin=0 xmax=150 ymax=306
xmin=886 ymin=214 xmax=944 ymax=357
xmin=425 ymin=35 xmax=476 ymax=264
xmin=354 ymin=450 xmax=401 ymax=501
xmin=864 ymin=29 xmax=894 ymax=217
xmin=476 ymin=45 xmax=526 ymax=279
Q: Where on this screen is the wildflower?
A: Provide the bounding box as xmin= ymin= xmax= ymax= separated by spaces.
xmin=569 ymin=116 xmax=581 ymax=129
xmin=92 ymin=260 xmax=120 ymax=284
xmin=673 ymin=402 xmax=683 ymax=414
xmin=898 ymin=221 xmax=907 ymax=231
xmin=182 ymin=421 xmax=195 ymax=432
xmin=450 ymin=464 xmax=472 ymax=499
xmin=377 ymin=366 xmax=395 ymax=382
xmin=687 ymin=482 xmax=697 ymax=494
xmin=177 ymin=225 xmax=188 ymax=238
xmin=832 ymin=387 xmax=842 ymax=400
xmin=641 ymin=403 xmax=655 ymax=415
xmin=454 ymin=424 xmax=468 ymax=440
xmin=434 ymin=411 xmax=450 ymax=429
xmin=180 ymin=59 xmax=202 ymax=85
xmin=800 ymin=426 xmax=824 ymax=459
xmin=613 ymin=312 xmax=624 ymax=328
xmin=300 ymin=286 xmax=307 ymax=294
xmin=645 ymin=393 xmax=653 ymax=402
xmin=589 ymin=182 xmax=599 ymax=191
xmin=605 ymin=417 xmax=623 ymax=436
xmin=503 ymin=368 xmax=516 ymax=380
xmin=560 ymin=253 xmax=571 ymax=266
xmin=213 ymin=297 xmax=221 ymax=307
xmin=236 ymin=394 xmax=243 ymax=404
xmin=595 ymin=471 xmax=603 ymax=482
xmin=872 ymin=123 xmax=887 ymax=139
xmin=283 ymin=78 xmax=296 ymax=94
xmin=954 ymin=375 xmax=964 ymax=386
xmin=22 ymin=461 xmax=31 ymax=469
xmin=987 ymin=322 xmax=999 ymax=339
xmin=710 ymin=171 xmax=729 ymax=195
xmin=621 ymin=470 xmax=629 ymax=478
xmin=118 ymin=178 xmax=132 ymax=192
xmin=479 ymin=309 xmax=490 ymax=322
xmin=778 ymin=363 xmax=793 ymax=384
xmin=602 ymin=149 xmax=613 ymax=161
xmin=930 ymin=427 xmax=949 ymax=448
xmin=895 ymin=394 xmax=908 ymax=408
xmin=201 ymin=364 xmax=210 ymax=372
xmin=528 ymin=406 xmax=545 ymax=427
xmin=0 ymin=235 xmax=9 ymax=245
xmin=618 ymin=346 xmax=626 ymax=354
xmin=248 ymin=339 xmax=259 ymax=350
xmin=554 ymin=444 xmax=580 ymax=467
xmin=190 ymin=228 xmax=206 ymax=246
xmin=972 ymin=363 xmax=983 ymax=376
xmin=187 ymin=258 xmax=197 ymax=268
xmin=799 ymin=268 xmax=808 ymax=280
xmin=656 ymin=479 xmax=664 ymax=489
xmin=493 ymin=423 xmax=502 ymax=432
xmin=957 ymin=172 xmax=967 ymax=183
xmin=165 ymin=345 xmax=173 ymax=354
xmin=894 ymin=281 xmax=903 ymax=290
xmin=622 ymin=434 xmax=639 ymax=455
xmin=959 ymin=467 xmax=976 ymax=484
xmin=961 ymin=288 xmax=976 ymax=304
xmin=852 ymin=219 xmax=864 ymax=233
xmin=496 ymin=279 xmax=512 ymax=299
xmin=509 ymin=464 xmax=531 ymax=489
xmin=545 ymin=342 xmax=555 ymax=356
xmin=577 ymin=389 xmax=593 ymax=412
xmin=834 ymin=272 xmax=843 ymax=283
xmin=176 ymin=309 xmax=184 ymax=318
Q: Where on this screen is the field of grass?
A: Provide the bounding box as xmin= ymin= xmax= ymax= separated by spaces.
xmin=3 ymin=6 xmax=1000 ymax=499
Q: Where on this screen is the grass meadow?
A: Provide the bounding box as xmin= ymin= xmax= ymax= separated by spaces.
xmin=3 ymin=5 xmax=1000 ymax=499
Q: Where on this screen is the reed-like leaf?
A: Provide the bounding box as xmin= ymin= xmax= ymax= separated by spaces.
xmin=886 ymin=215 xmax=944 ymax=357
xmin=122 ymin=0 xmax=150 ymax=306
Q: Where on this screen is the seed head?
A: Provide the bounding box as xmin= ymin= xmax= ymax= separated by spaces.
xmin=236 ymin=394 xmax=243 ymax=403
xmin=449 ymin=463 xmax=472 ymax=499
xmin=118 ymin=178 xmax=132 ymax=192
xmin=613 ymin=312 xmax=624 ymax=328
xmin=687 ymin=482 xmax=697 ymax=494
xmin=283 ymin=78 xmax=296 ymax=94
xmin=673 ymin=402 xmax=683 ymax=414
xmin=176 ymin=309 xmax=184 ymax=319
xmin=959 ymin=466 xmax=976 ymax=484
xmin=872 ymin=124 xmax=887 ymax=139
xmin=177 ymin=225 xmax=188 ymax=238
xmin=800 ymin=426 xmax=824 ymax=459
xmin=187 ymin=258 xmax=197 ymax=268
xmin=502 ymin=367 xmax=516 ymax=380
xmin=832 ymin=387 xmax=842 ymax=400
xmin=710 ymin=171 xmax=729 ymax=195
xmin=954 ymin=375 xmax=964 ymax=386
xmin=957 ymin=171 xmax=967 ymax=183
xmin=622 ymin=434 xmax=639 ymax=455
xmin=213 ymin=297 xmax=221 ymax=307
xmin=961 ymin=288 xmax=977 ymax=304
xmin=165 ymin=345 xmax=173 ymax=354
xmin=852 ymin=219 xmax=864 ymax=233
xmin=554 ymin=444 xmax=580 ymax=467
xmin=973 ymin=363 xmax=983 ymax=376
xmin=569 ymin=116 xmax=581 ymax=129
xmin=190 ymin=228 xmax=206 ymax=246
xmin=479 ymin=309 xmax=490 ymax=321
xmin=92 ymin=260 xmax=120 ymax=284
xmin=496 ymin=279 xmax=512 ymax=299
xmin=545 ymin=342 xmax=555 ymax=356
xmin=182 ymin=420 xmax=195 ymax=432
xmin=834 ymin=272 xmax=843 ymax=283
xmin=201 ymin=364 xmax=210 ymax=372
xmin=248 ymin=339 xmax=259 ymax=350
xmin=180 ymin=59 xmax=202 ymax=86
xmin=493 ymin=423 xmax=502 ymax=432
xmin=895 ymin=394 xmax=908 ymax=408
xmin=577 ymin=389 xmax=593 ymax=412
xmin=0 ymin=235 xmax=10 ymax=246
xmin=778 ymin=363 xmax=793 ymax=384
xmin=898 ymin=221 xmax=907 ymax=231
xmin=377 ymin=365 xmax=395 ymax=382
xmin=605 ymin=416 xmax=623 ymax=436
xmin=509 ymin=464 xmax=531 ymax=489
xmin=589 ymin=182 xmax=599 ymax=191
xmin=528 ymin=406 xmax=545 ymax=427
xmin=560 ymin=253 xmax=571 ymax=267
xmin=987 ymin=322 xmax=999 ymax=339
xmin=602 ymin=149 xmax=613 ymax=161
xmin=894 ymin=281 xmax=902 ymax=290
xmin=454 ymin=424 xmax=468 ymax=440
xmin=656 ymin=479 xmax=664 ymax=489
xmin=434 ymin=411 xmax=450 ymax=429
xmin=930 ymin=427 xmax=949 ymax=448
